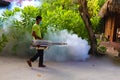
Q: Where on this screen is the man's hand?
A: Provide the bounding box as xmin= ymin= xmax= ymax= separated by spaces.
xmin=32 ymin=31 xmax=42 ymax=39
xmin=35 ymin=36 xmax=42 ymax=39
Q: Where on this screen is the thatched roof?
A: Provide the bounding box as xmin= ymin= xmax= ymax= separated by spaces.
xmin=99 ymin=0 xmax=120 ymax=18
xmin=0 ymin=0 xmax=10 ymax=7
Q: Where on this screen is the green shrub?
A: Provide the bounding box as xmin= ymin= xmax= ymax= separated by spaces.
xmin=97 ymin=46 xmax=106 ymax=53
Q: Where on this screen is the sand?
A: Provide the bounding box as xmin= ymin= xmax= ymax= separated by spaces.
xmin=0 ymin=56 xmax=120 ymax=80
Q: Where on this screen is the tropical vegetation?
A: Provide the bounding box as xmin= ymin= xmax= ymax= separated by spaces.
xmin=0 ymin=0 xmax=106 ymax=56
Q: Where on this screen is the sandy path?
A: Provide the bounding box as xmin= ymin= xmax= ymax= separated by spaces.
xmin=0 ymin=56 xmax=120 ymax=80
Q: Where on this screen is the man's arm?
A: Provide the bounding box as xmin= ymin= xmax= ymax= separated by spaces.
xmin=32 ymin=31 xmax=42 ymax=39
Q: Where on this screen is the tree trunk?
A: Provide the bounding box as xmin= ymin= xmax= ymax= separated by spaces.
xmin=78 ymin=0 xmax=98 ymax=55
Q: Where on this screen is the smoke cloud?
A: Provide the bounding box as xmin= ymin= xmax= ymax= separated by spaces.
xmin=0 ymin=0 xmax=90 ymax=61
xmin=0 ymin=0 xmax=41 ymax=56
xmin=44 ymin=29 xmax=90 ymax=61
xmin=2 ymin=12 xmax=23 ymax=32
xmin=9 ymin=0 xmax=41 ymax=10
xmin=0 ymin=9 xmax=5 ymax=17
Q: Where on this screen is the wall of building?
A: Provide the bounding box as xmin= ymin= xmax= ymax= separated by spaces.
xmin=104 ymin=15 xmax=115 ymax=42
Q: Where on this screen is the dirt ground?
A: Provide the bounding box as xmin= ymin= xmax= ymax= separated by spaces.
xmin=0 ymin=55 xmax=120 ymax=80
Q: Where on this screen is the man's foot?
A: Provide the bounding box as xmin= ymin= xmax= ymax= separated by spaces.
xmin=27 ymin=60 xmax=32 ymax=67
xmin=39 ymin=64 xmax=46 ymax=67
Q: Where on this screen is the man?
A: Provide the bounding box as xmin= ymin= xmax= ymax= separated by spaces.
xmin=27 ymin=16 xmax=46 ymax=67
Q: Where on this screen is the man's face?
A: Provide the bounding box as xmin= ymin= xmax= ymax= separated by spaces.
xmin=38 ymin=19 xmax=42 ymax=23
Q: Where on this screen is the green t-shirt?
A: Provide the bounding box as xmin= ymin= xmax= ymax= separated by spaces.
xmin=32 ymin=23 xmax=41 ymax=39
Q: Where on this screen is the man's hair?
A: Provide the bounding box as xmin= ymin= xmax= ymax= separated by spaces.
xmin=36 ymin=16 xmax=42 ymax=20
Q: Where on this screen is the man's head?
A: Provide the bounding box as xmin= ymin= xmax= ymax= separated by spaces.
xmin=36 ymin=16 xmax=42 ymax=24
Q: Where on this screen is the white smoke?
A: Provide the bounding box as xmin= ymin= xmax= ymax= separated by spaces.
xmin=0 ymin=0 xmax=90 ymax=62
xmin=0 ymin=0 xmax=41 ymax=56
xmin=1 ymin=0 xmax=41 ymax=30
xmin=0 ymin=9 xmax=6 ymax=17
xmin=2 ymin=12 xmax=23 ymax=32
xmin=9 ymin=1 xmax=20 ymax=10
xmin=21 ymin=0 xmax=41 ymax=8
xmin=9 ymin=0 xmax=41 ymax=10
xmin=44 ymin=29 xmax=90 ymax=62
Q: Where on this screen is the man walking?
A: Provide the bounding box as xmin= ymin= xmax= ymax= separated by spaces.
xmin=27 ymin=16 xmax=46 ymax=67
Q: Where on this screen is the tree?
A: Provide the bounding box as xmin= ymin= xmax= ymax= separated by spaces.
xmin=78 ymin=0 xmax=99 ymax=55
xmin=40 ymin=0 xmax=87 ymax=38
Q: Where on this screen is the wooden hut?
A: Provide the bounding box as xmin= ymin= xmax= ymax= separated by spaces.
xmin=99 ymin=0 xmax=120 ymax=42
xmin=0 ymin=0 xmax=10 ymax=7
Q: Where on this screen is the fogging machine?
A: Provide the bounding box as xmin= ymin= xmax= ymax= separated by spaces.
xmin=30 ymin=40 xmax=67 ymax=50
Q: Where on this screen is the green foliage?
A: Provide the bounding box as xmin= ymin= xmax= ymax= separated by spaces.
xmin=21 ymin=6 xmax=39 ymax=32
xmin=0 ymin=34 xmax=8 ymax=52
xmin=88 ymin=0 xmax=100 ymax=17
xmin=87 ymin=0 xmax=106 ymax=33
xmin=22 ymin=6 xmax=40 ymax=18
xmin=2 ymin=7 xmax=21 ymax=19
xmin=0 ymin=6 xmax=38 ymax=55
xmin=95 ymin=18 xmax=105 ymax=33
xmin=98 ymin=0 xmax=106 ymax=7
xmin=88 ymin=0 xmax=100 ymax=33
xmin=97 ymin=46 xmax=106 ymax=53
xmin=90 ymin=16 xmax=101 ymax=32
xmin=0 ymin=0 xmax=106 ymax=56
xmin=41 ymin=0 xmax=87 ymax=38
